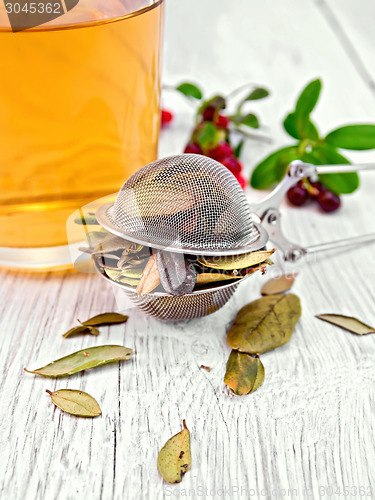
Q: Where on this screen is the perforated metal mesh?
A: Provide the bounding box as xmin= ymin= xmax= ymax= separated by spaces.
xmin=119 ymin=279 xmax=239 ymax=321
xmin=102 ymin=154 xmax=259 ymax=252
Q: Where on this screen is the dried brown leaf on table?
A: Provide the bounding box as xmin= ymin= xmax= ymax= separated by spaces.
xmin=46 ymin=389 xmax=101 ymax=417
xmin=200 ymin=365 xmax=211 ymax=372
xmin=316 ymin=314 xmax=375 ymax=335
xmin=224 ymin=350 xmax=264 ymax=395
xmin=157 ymin=420 xmax=191 ymax=483
xmin=137 ymin=254 xmax=161 ymax=295
xmin=261 ymin=274 xmax=298 ymax=295
xmin=79 ymin=313 xmax=128 ymax=327
xmin=62 ymin=325 xmax=100 ymax=338
xmin=227 ymin=294 xmax=302 ymax=354
xmin=198 ymin=248 xmax=276 ymax=271
xmin=25 ymin=345 xmax=133 ymax=377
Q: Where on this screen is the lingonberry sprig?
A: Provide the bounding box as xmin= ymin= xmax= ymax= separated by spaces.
xmin=251 ymin=78 xmax=375 ymax=212
xmin=165 ymin=81 xmax=270 ymax=190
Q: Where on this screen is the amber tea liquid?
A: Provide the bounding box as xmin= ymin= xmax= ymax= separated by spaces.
xmin=0 ymin=0 xmax=164 ymax=269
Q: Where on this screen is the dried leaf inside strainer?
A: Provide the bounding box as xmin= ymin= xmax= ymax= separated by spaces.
xmin=198 ymin=249 xmax=275 ymax=270
xmin=196 ymin=273 xmax=243 ymax=285
xmin=118 ymin=277 xmax=140 ymax=287
xmin=137 ymin=254 xmax=161 ymax=295
xmin=92 ymin=234 xmax=142 ymax=256
xmin=121 ymin=268 xmax=144 ymax=279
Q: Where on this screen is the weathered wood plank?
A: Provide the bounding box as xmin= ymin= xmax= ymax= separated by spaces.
xmin=315 ymin=0 xmax=375 ymax=92
xmin=1 ymin=0 xmax=375 ymax=499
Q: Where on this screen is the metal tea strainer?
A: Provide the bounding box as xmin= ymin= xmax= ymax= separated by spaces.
xmin=94 ymin=154 xmax=375 ymax=321
xmin=96 ymin=154 xmax=268 ymax=255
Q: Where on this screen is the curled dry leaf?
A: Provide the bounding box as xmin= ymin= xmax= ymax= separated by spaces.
xmin=261 ymin=274 xmax=298 ymax=295
xmin=117 ymin=252 xmax=147 ymax=269
xmin=120 ymin=277 xmax=140 ymax=286
xmin=224 ymin=350 xmax=264 ymax=395
xmin=196 ymin=273 xmax=243 ymax=285
xmin=157 ymin=420 xmax=191 ymax=483
xmin=92 ymin=234 xmax=138 ymax=256
xmin=24 ymin=345 xmax=133 ymax=377
xmin=121 ymin=268 xmax=144 ymax=279
xmin=200 ymin=365 xmax=211 ymax=372
xmin=198 ymin=249 xmax=276 ymax=271
xmin=137 ymin=254 xmax=161 ymax=295
xmin=62 ymin=325 xmax=99 ymax=338
xmin=316 ymin=314 xmax=375 ymax=335
xmin=80 ymin=312 xmax=128 ymax=327
xmin=227 ymin=294 xmax=301 ymax=354
xmin=105 ymin=269 xmax=123 ymax=280
xmin=46 ymin=389 xmax=101 ymax=417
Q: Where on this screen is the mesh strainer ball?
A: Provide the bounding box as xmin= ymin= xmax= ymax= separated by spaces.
xmin=95 ymin=154 xmax=269 ymax=321
xmin=96 ymin=154 xmax=268 ymax=255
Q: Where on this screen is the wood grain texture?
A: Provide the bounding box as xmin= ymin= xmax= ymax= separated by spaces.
xmin=1 ymin=0 xmax=375 ymax=498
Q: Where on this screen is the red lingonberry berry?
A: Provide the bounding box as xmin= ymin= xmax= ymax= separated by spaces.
xmin=287 ymin=182 xmax=308 ymax=206
xmin=161 ymin=109 xmax=173 ymax=127
xmin=215 ymin=114 xmax=229 ymax=128
xmin=317 ymin=190 xmax=341 ymax=213
xmin=208 ymin=142 xmax=234 ymax=161
xmin=184 ymin=142 xmax=203 ymax=155
xmin=202 ymin=105 xmax=216 ymax=122
xmin=236 ymin=174 xmax=246 ymax=190
xmin=220 ymin=156 xmax=242 ymax=177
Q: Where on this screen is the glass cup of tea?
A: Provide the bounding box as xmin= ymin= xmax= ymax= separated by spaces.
xmin=0 ymin=0 xmax=164 ymax=270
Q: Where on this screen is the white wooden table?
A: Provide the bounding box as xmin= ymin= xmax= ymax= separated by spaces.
xmin=1 ymin=1 xmax=375 ymax=498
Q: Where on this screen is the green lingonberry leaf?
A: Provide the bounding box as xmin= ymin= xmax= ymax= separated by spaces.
xmin=319 ymin=171 xmax=359 ymax=195
xmin=234 ymin=140 xmax=245 ymax=158
xmin=306 ymin=144 xmax=359 ymax=194
xmin=250 ymin=146 xmax=301 ymax=189
xmin=197 ymin=95 xmax=226 ymax=117
xmin=283 ymin=113 xmax=319 ymax=141
xmin=196 ymin=122 xmax=219 ymax=150
xmin=176 ymin=82 xmax=203 ymax=100
xmin=232 ymin=113 xmax=260 ymax=129
xmin=325 ymin=124 xmax=375 ymax=150
xmin=283 ymin=113 xmax=300 ymax=140
xmin=243 ymin=87 xmax=269 ymax=101
xmin=284 ymin=79 xmax=321 ymax=140
xmin=295 ymin=79 xmax=322 ymax=118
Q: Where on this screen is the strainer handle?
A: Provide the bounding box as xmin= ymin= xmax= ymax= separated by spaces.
xmin=248 ymin=161 xmax=312 ymax=218
xmin=315 ymin=163 xmax=375 ymax=174
xmin=303 ymin=232 xmax=375 ymax=256
xmin=261 ymin=208 xmax=375 ymax=263
xmin=249 ymin=160 xmax=375 ymax=218
xmin=259 ymin=207 xmax=307 ymax=262
xmin=249 ymin=160 xmax=375 ymax=262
